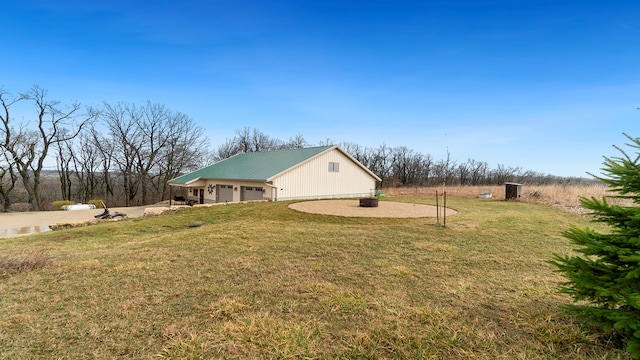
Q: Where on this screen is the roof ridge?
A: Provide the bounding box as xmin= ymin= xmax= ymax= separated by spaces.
xmin=243 ymin=145 xmax=334 ymax=155
xmin=169 ymin=145 xmax=336 ymax=184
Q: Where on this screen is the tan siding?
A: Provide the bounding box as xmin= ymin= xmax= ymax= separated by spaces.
xmin=273 ymin=148 xmax=377 ymax=200
xmin=177 ymin=147 xmax=378 ymax=203
xmin=187 ymin=180 xmax=269 ymax=203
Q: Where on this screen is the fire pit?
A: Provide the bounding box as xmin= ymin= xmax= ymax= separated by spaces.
xmin=359 ymin=198 xmax=379 ymax=207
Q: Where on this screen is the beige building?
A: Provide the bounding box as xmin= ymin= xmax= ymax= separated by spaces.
xmin=168 ymin=145 xmax=381 ymax=204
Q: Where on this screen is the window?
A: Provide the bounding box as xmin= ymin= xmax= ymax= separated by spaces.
xmin=329 ymin=162 xmax=339 ymax=172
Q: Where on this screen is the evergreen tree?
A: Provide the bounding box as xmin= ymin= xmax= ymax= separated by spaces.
xmin=550 ymin=133 xmax=640 ymax=357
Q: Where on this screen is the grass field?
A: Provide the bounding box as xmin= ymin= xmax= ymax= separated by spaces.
xmin=383 ymin=183 xmax=628 ymax=215
xmin=0 ymin=195 xmax=632 ymax=359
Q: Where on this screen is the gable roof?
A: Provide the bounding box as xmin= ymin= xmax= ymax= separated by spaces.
xmin=169 ymin=145 xmax=381 ymax=185
xmin=169 ymin=146 xmax=335 ymax=185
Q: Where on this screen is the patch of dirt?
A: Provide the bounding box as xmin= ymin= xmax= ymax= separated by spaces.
xmin=288 ymin=200 xmax=457 ymax=218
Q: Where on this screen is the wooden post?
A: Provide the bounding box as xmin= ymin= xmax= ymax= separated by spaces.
xmin=443 ymin=191 xmax=447 ymax=226
xmin=436 ymin=191 xmax=439 ymax=225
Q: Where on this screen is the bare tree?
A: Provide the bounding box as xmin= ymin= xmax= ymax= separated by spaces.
xmin=152 ymin=110 xmax=208 ymax=201
xmin=0 ymin=152 xmax=18 ymax=211
xmin=457 ymin=161 xmax=471 ymax=185
xmin=212 ymin=137 xmax=240 ymax=162
xmin=90 ymin=126 xmax=116 ymax=202
xmin=391 ymin=146 xmax=415 ymax=185
xmin=99 ymin=101 xmax=208 ymax=205
xmin=432 ymin=150 xmax=457 ymax=186
xmin=415 ymin=153 xmax=433 ymax=186
xmin=368 ymin=144 xmax=393 ymax=186
xmin=239 ymin=127 xmax=284 ymax=152
xmin=55 ymin=133 xmax=74 ymax=201
xmin=132 ymin=102 xmax=173 ymax=205
xmin=490 ymin=164 xmax=521 ymax=184
xmin=285 ymin=133 xmax=307 ymax=149
xmin=317 ymin=137 xmax=335 ymax=146
xmin=339 ymin=142 xmax=364 ymax=161
xmin=0 ymin=90 xmax=20 ymax=211
xmin=60 ymin=130 xmax=105 ymax=203
xmin=212 ymin=127 xmax=290 ymax=162
xmin=101 ymin=102 xmax=142 ymax=206
xmin=0 ymin=86 xmax=97 ymax=210
xmin=467 ymin=159 xmax=488 ymax=185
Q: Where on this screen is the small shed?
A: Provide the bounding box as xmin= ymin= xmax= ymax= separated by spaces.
xmin=504 ymin=182 xmax=522 ymax=200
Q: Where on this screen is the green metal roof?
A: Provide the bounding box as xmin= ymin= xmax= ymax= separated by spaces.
xmin=169 ymin=146 xmax=334 ymax=184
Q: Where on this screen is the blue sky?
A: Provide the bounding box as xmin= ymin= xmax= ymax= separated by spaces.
xmin=1 ymin=1 xmax=638 ymax=177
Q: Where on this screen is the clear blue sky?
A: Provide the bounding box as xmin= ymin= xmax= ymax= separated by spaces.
xmin=2 ymin=1 xmax=638 ymax=177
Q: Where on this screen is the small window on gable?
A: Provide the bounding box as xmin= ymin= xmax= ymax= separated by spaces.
xmin=329 ymin=162 xmax=339 ymax=172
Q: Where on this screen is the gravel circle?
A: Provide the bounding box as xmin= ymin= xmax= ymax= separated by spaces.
xmin=288 ymin=199 xmax=457 ymax=218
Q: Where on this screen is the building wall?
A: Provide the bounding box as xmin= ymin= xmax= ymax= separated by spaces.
xmin=186 ymin=180 xmax=268 ymax=203
xmin=180 ymin=148 xmax=378 ymax=203
xmin=273 ymin=148 xmax=377 ymax=201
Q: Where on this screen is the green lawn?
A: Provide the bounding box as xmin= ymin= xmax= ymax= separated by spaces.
xmin=0 ymin=197 xmax=630 ymax=359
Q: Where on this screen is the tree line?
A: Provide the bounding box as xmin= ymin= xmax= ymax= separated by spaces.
xmin=1 ymin=86 xmax=206 ymax=211
xmin=0 ymin=85 xmax=593 ymax=211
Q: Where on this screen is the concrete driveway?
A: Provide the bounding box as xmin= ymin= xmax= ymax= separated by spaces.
xmin=0 ymin=205 xmax=170 ymax=238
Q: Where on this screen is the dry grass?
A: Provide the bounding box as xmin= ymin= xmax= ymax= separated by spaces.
xmin=383 ymin=184 xmax=632 ymax=215
xmin=0 ymin=249 xmax=52 ymax=276
xmin=0 ymin=198 xmax=632 ymax=359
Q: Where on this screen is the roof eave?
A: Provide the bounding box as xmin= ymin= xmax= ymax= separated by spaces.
xmin=333 ymin=146 xmax=382 ymax=181
xmin=172 ymin=177 xmax=269 ymax=184
xmin=185 ymin=177 xmax=202 ymax=185
xmin=266 ymin=145 xmax=382 ymax=182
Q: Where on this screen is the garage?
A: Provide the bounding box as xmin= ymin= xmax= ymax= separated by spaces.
xmin=169 ymin=145 xmax=381 ymax=203
xmin=216 ymin=184 xmax=233 ymax=203
xmin=241 ymin=186 xmax=264 ymax=201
